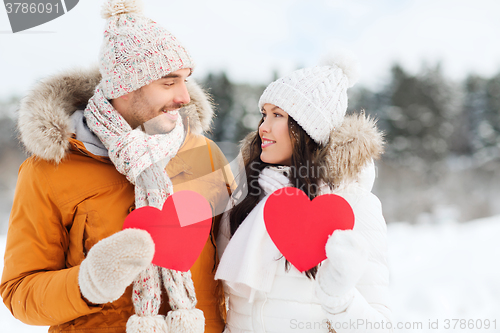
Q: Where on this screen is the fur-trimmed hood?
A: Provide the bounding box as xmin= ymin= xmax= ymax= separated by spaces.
xmin=18 ymin=67 xmax=214 ymax=163
xmin=240 ymin=113 xmax=384 ymax=188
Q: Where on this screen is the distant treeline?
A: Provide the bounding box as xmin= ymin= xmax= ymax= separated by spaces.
xmin=1 ymin=63 xmax=499 ymax=168
xmin=202 ymin=63 xmax=500 ymax=172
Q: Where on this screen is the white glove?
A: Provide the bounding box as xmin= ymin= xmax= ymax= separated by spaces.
xmin=315 ymin=229 xmax=368 ymax=313
xmin=258 ymin=167 xmax=290 ymax=194
xmin=78 ymin=229 xmax=155 ymax=304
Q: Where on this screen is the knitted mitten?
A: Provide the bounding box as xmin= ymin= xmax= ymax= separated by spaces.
xmin=315 ymin=229 xmax=368 ymax=314
xmin=78 ymin=229 xmax=155 ymax=304
xmin=163 ymin=268 xmax=205 ymax=333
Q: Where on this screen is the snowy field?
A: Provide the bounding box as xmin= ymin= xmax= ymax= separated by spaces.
xmin=387 ymin=215 xmax=500 ymax=332
xmin=1 ymin=216 xmax=500 ymax=333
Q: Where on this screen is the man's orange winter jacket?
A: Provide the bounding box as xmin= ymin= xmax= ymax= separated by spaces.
xmin=0 ymin=68 xmax=234 ymax=333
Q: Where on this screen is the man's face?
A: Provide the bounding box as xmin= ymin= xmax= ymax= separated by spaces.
xmin=122 ymin=68 xmax=191 ymax=133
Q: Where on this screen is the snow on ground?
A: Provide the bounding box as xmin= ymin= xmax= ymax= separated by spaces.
xmin=1 ymin=216 xmax=500 ymax=333
xmin=387 ymin=215 xmax=500 ymax=332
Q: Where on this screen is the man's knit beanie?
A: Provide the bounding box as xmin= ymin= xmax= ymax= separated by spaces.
xmin=258 ymin=54 xmax=359 ymax=146
xmin=99 ymin=0 xmax=194 ymax=99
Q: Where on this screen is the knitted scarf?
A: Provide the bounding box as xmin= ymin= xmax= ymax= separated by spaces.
xmin=215 ymin=166 xmax=291 ymax=302
xmin=84 ymin=85 xmax=205 ymax=333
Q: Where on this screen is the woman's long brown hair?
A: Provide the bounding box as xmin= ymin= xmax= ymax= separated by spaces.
xmin=229 ymin=114 xmax=327 ymax=279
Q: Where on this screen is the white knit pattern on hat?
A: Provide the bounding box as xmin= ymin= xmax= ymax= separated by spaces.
xmin=84 ymin=85 xmax=204 ymax=333
xmin=258 ymin=57 xmax=358 ymax=145
xmin=99 ymin=0 xmax=194 ymax=99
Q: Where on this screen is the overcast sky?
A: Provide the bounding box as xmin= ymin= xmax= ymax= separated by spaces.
xmin=1 ymin=0 xmax=500 ymax=100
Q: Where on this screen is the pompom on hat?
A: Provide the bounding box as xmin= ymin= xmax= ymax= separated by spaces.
xmin=99 ymin=0 xmax=194 ymax=99
xmin=258 ymin=53 xmax=359 ymax=145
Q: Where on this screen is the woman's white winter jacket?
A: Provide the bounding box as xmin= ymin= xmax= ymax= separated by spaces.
xmin=215 ymin=114 xmax=393 ymax=333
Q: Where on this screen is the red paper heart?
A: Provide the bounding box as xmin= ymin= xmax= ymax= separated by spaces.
xmin=122 ymin=190 xmax=212 ymax=272
xmin=264 ymin=187 xmax=355 ymax=272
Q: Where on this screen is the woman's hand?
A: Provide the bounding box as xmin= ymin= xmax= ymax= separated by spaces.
xmin=315 ymin=229 xmax=368 ymax=313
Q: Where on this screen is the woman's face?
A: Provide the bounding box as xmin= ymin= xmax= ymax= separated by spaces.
xmin=258 ymin=103 xmax=293 ymax=166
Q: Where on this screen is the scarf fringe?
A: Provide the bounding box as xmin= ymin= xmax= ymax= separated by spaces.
xmin=127 ymin=314 xmax=168 ymax=333
xmin=166 ymin=309 xmax=205 ymax=333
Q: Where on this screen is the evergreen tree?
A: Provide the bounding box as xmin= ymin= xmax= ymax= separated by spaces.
xmin=483 ymin=73 xmax=500 ymax=150
xmin=232 ymin=83 xmax=266 ymax=142
xmin=202 ymin=72 xmax=235 ymax=142
xmin=461 ymin=74 xmax=488 ymax=155
xmin=379 ymin=63 xmax=458 ymax=167
xmin=459 ymin=72 xmax=500 ymax=158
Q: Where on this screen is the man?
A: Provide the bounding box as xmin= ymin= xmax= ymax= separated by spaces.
xmin=0 ymin=1 xmax=233 ymax=332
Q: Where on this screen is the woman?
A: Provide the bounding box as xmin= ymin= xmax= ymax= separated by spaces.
xmin=215 ymin=57 xmax=392 ymax=333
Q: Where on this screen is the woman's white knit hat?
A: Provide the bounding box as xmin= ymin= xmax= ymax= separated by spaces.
xmin=99 ymin=0 xmax=194 ymax=99
xmin=258 ymin=54 xmax=359 ymax=145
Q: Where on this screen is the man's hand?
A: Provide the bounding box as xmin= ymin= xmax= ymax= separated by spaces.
xmin=78 ymin=229 xmax=155 ymax=304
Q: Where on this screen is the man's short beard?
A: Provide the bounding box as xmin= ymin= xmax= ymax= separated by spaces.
xmin=129 ymin=88 xmax=184 ymax=133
